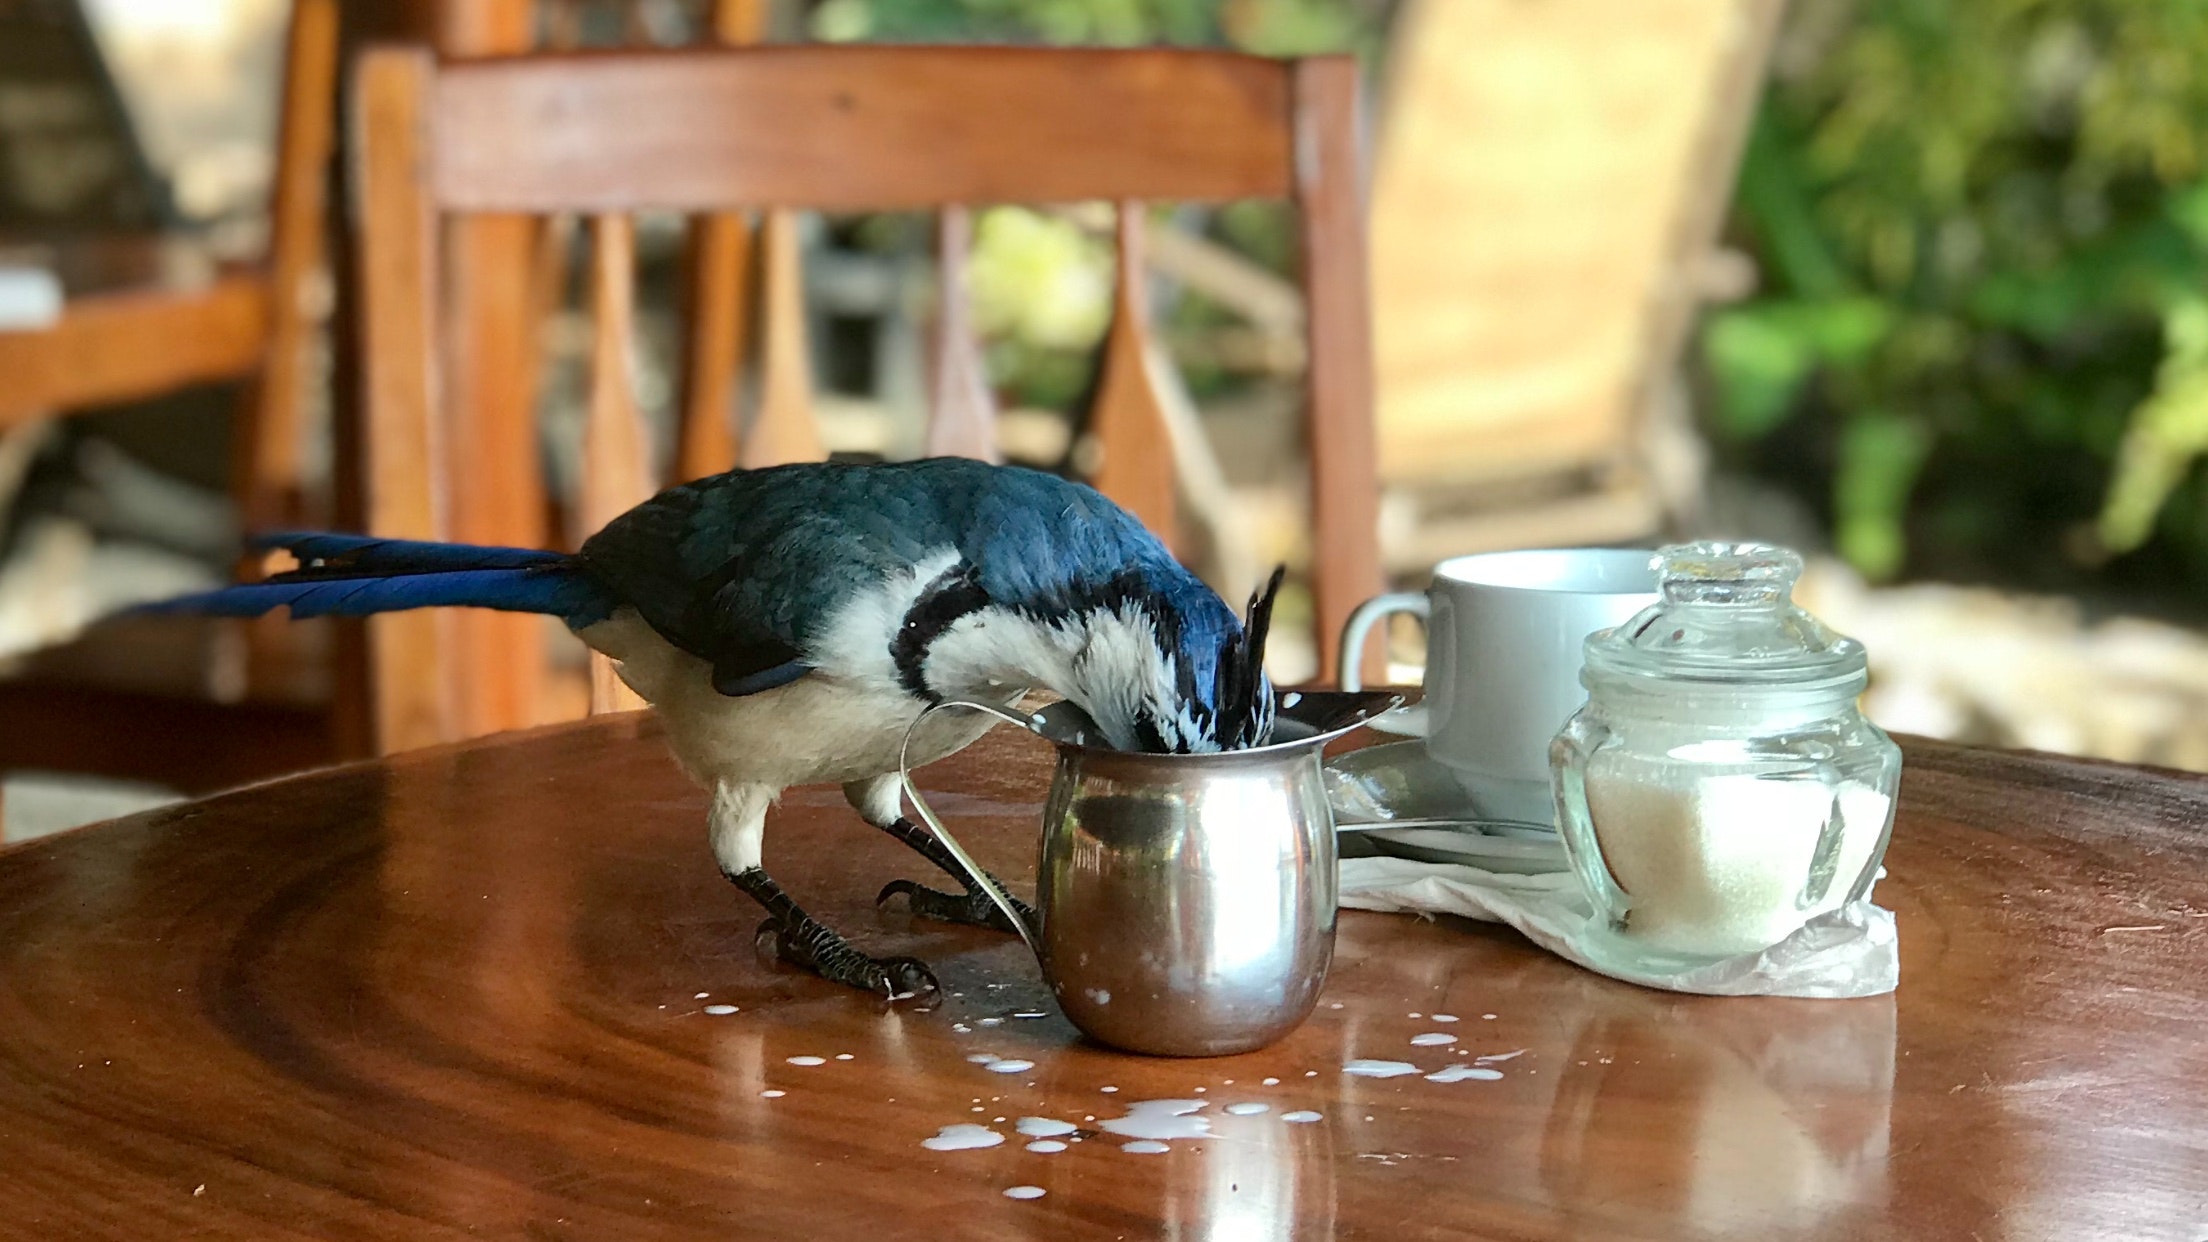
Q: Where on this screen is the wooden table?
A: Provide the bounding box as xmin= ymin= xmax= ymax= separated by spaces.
xmin=2 ymin=716 xmax=2204 ymax=1240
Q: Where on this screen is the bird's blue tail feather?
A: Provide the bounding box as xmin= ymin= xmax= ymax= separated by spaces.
xmin=136 ymin=534 xmax=617 ymax=628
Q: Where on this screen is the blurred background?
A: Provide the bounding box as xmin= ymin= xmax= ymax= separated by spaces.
xmin=4 ymin=0 xmax=2206 ymax=837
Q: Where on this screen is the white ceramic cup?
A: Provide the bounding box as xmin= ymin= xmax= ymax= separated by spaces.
xmin=1338 ymin=548 xmax=1660 ymax=826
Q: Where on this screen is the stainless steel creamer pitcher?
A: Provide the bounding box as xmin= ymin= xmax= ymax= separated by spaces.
xmin=899 ymin=690 xmax=1400 ymax=1057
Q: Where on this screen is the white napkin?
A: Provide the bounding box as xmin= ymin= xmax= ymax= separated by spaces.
xmin=1338 ymin=855 xmax=1898 ymax=999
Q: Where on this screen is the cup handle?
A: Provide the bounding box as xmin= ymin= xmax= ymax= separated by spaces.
xmin=897 ymin=699 xmax=1045 ymax=959
xmin=1338 ymin=593 xmax=1430 ymax=737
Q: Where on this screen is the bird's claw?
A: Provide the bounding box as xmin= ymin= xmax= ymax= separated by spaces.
xmin=753 ymin=915 xmax=939 ymax=1002
xmin=877 ymin=878 xmax=1037 ymax=937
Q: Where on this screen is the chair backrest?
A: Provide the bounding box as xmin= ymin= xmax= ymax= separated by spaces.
xmin=1370 ymin=0 xmax=1779 ymax=489
xmin=350 ymin=43 xmax=1380 ymax=754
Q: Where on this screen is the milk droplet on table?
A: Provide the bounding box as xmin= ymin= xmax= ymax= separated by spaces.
xmin=1120 ymin=1140 xmax=1171 ymax=1154
xmin=1425 ymin=1065 xmax=1504 ymax=1083
xmin=694 ymin=992 xmax=709 ymax=999
xmin=1016 ymin=1117 xmax=1077 ymax=1137
xmin=1411 ymin=1033 xmax=1456 ymax=1047
xmin=1025 ymin=1140 xmax=1068 ymax=1153
xmin=1262 ymin=1077 xmax=1280 ymax=1085
xmin=1225 ymin=1103 xmax=1269 ymax=1116
xmin=1003 ymin=1186 xmax=1047 ymax=1199
xmin=760 ymin=1089 xmax=785 ymax=1098
xmin=834 ymin=1054 xmax=854 ymax=1061
xmin=703 ymin=1004 xmax=738 ymax=1015
xmin=922 ymin=1124 xmax=1004 ymax=1151
xmin=1099 ymin=1099 xmax=1210 ymax=1140
xmin=1280 ymin=1110 xmax=1324 ymax=1123
xmin=1343 ymin=1059 xmax=1421 ymax=1078
xmin=1431 ymin=1014 xmax=1458 ymax=1023
xmin=1476 ymin=1050 xmax=1527 ymax=1063
xmin=985 ymin=1059 xmax=1034 ymax=1074
xmin=786 ymin=1056 xmax=826 ymax=1066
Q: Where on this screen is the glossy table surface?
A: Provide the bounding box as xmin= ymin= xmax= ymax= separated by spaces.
xmin=2 ymin=714 xmax=2204 ymax=1240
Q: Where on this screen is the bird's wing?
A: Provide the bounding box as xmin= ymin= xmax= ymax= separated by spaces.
xmin=578 ymin=464 xmax=944 ymax=696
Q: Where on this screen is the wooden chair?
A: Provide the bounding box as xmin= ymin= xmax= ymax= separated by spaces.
xmin=351 ymin=42 xmax=1380 ymax=754
xmin=1368 ymin=0 xmax=1781 ymax=563
xmin=0 ymin=0 xmax=342 ymax=814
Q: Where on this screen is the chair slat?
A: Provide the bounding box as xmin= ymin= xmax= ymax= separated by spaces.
xmin=675 ymin=212 xmax=748 ymax=481
xmin=742 ymin=209 xmax=825 ymax=467
xmin=1294 ymin=58 xmax=1385 ymax=685
xmin=432 ymin=47 xmax=1295 ymax=213
xmin=438 ymin=2 xmax=552 ymax=737
xmin=672 ymin=0 xmax=771 ymax=483
xmin=923 ymin=206 xmax=999 ymax=462
xmin=1087 ymin=201 xmax=1176 ymax=542
xmin=355 ymin=47 xmax=454 ymax=754
xmin=581 ymin=213 xmax=653 ymax=715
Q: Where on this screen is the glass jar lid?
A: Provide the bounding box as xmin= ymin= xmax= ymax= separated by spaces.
xmin=1583 ymin=542 xmax=1867 ymax=692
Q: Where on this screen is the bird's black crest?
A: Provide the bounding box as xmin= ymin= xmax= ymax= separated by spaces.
xmin=1217 ymin=565 xmax=1285 ymax=749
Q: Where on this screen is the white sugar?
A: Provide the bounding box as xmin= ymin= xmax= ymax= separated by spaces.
xmin=1585 ymin=755 xmax=1892 ymax=957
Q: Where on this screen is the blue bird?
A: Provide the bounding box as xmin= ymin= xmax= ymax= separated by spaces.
xmin=144 ymin=458 xmax=1283 ymax=997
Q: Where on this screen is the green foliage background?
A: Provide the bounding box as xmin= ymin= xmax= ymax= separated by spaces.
xmin=1704 ymin=0 xmax=2208 ymax=610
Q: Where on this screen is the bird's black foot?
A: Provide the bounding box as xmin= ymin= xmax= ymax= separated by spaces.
xmin=872 ymin=815 xmax=1037 ymax=937
xmin=728 ymin=867 xmax=938 ymax=1000
xmin=877 ymin=877 xmax=1037 ymax=936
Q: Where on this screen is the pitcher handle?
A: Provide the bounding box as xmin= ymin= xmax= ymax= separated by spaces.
xmin=898 ymin=699 xmax=1045 ymax=959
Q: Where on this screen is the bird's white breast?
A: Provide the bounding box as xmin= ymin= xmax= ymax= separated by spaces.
xmin=574 ymin=552 xmax=1012 ymax=792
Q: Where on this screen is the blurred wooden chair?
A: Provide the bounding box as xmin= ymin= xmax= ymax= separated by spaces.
xmin=351 ymin=41 xmax=1379 ymax=753
xmin=1369 ymin=0 xmax=1781 ymax=565
xmin=0 ymin=0 xmax=342 ymax=816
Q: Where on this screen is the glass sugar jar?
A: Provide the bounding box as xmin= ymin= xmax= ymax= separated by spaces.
xmin=1549 ymin=542 xmax=1902 ymax=970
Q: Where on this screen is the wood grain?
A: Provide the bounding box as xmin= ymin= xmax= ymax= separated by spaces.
xmin=432 ymin=46 xmax=1295 ymax=213
xmin=0 ymin=722 xmax=2202 ymax=1239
